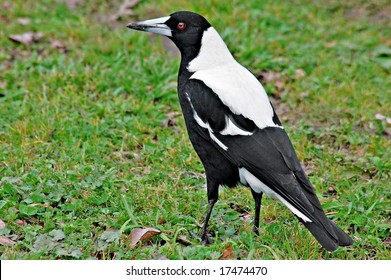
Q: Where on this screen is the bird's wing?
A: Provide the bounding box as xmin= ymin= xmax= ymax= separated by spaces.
xmin=184 ymin=78 xmax=334 ymax=231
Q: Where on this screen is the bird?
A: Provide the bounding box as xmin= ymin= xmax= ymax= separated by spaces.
xmin=127 ymin=11 xmax=353 ymax=252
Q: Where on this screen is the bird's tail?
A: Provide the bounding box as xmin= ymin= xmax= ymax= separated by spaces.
xmin=302 ymin=210 xmax=353 ymax=252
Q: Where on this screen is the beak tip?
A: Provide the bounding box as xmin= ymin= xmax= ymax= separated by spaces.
xmin=126 ymin=23 xmax=134 ymax=29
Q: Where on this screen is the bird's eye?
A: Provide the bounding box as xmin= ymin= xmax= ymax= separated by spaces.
xmin=177 ymin=22 xmax=186 ymax=30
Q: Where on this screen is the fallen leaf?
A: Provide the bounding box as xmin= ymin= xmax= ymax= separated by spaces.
xmin=176 ymin=234 xmax=192 ymax=246
xmin=294 ymin=69 xmax=306 ymax=79
xmin=15 ymin=220 xmax=27 ymax=226
xmin=0 ymin=81 xmax=7 ymax=89
xmin=129 ymin=227 xmax=161 ymax=248
xmin=375 ymin=113 xmax=391 ymax=124
xmin=51 ymin=40 xmax=68 ymax=53
xmin=220 ymin=245 xmax=235 ymax=260
xmin=0 ymin=219 xmax=5 ymax=229
xmin=161 ymin=111 xmax=180 ymax=127
xmin=0 ymin=235 xmax=16 ymax=245
xmin=239 ymin=212 xmax=252 ymax=223
xmin=258 ymin=70 xmax=287 ymax=95
xmin=2 ymin=2 xmax=11 ymax=10
xmin=111 ymin=0 xmax=141 ymax=22
xmin=324 ymin=41 xmax=337 ymax=48
xmin=259 ymin=70 xmax=280 ymax=84
xmin=17 ymin=18 xmax=30 ymax=25
xmin=8 ymin=32 xmax=43 ymax=45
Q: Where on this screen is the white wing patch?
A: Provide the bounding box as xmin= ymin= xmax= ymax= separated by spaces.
xmin=220 ymin=117 xmax=253 ymax=136
xmin=239 ymin=168 xmax=312 ymax=223
xmin=186 ymin=92 xmax=228 ymax=151
xmin=187 ymin=27 xmax=282 ymax=130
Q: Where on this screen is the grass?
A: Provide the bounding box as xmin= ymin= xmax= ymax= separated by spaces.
xmin=0 ymin=0 xmax=390 ymax=260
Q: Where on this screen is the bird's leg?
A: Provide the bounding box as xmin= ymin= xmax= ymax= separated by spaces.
xmin=200 ymin=197 xmax=217 ymax=245
xmin=251 ymin=190 xmax=263 ymax=235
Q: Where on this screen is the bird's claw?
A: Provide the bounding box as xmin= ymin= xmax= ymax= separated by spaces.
xmin=189 ymin=230 xmax=213 ymax=245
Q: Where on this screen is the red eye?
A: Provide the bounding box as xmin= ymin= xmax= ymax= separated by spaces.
xmin=177 ymin=22 xmax=186 ymax=30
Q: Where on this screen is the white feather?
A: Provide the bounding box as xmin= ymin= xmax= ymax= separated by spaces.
xmin=239 ymin=168 xmax=312 ymax=223
xmin=220 ymin=117 xmax=253 ymax=136
xmin=187 ymin=27 xmax=282 ymax=130
xmin=186 ymin=92 xmax=228 ymax=151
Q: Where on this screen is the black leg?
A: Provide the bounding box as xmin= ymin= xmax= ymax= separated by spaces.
xmin=251 ymin=190 xmax=263 ymax=235
xmin=200 ymin=197 xmax=217 ymax=245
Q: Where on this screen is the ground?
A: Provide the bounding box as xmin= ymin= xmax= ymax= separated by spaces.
xmin=0 ymin=0 xmax=390 ymax=259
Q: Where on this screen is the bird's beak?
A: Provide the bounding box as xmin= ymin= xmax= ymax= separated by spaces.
xmin=126 ymin=16 xmax=172 ymax=37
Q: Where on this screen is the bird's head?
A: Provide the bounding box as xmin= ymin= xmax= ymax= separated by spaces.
xmin=127 ymin=11 xmax=211 ymax=57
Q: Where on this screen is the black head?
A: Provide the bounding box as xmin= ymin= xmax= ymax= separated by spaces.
xmin=127 ymin=11 xmax=211 ymax=57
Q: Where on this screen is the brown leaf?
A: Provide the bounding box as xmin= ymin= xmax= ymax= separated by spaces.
xmin=259 ymin=71 xmax=280 ymax=84
xmin=0 ymin=235 xmax=16 ymax=245
xmin=375 ymin=113 xmax=391 ymax=125
xmin=129 ymin=227 xmax=161 ymax=248
xmin=0 ymin=219 xmax=5 ymax=229
xmin=239 ymin=212 xmax=252 ymax=223
xmin=161 ymin=111 xmax=180 ymax=127
xmin=324 ymin=41 xmax=337 ymax=48
xmin=15 ymin=219 xmax=27 ymax=227
xmin=220 ymin=245 xmax=235 ymax=260
xmin=111 ymin=0 xmax=141 ymax=22
xmin=51 ymin=40 xmax=68 ymax=53
xmin=17 ymin=18 xmax=30 ymax=25
xmin=8 ymin=32 xmax=43 ymax=45
xmin=176 ymin=234 xmax=192 ymax=246
xmin=258 ymin=70 xmax=287 ymax=95
xmin=294 ymin=69 xmax=306 ymax=79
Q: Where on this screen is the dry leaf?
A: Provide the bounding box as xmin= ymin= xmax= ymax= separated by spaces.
xmin=176 ymin=234 xmax=192 ymax=246
xmin=375 ymin=113 xmax=391 ymax=124
xmin=8 ymin=32 xmax=43 ymax=45
xmin=0 ymin=219 xmax=5 ymax=229
xmin=15 ymin=219 xmax=27 ymax=226
xmin=161 ymin=111 xmax=180 ymax=127
xmin=324 ymin=41 xmax=337 ymax=48
xmin=51 ymin=40 xmax=67 ymax=53
xmin=220 ymin=245 xmax=235 ymax=260
xmin=258 ymin=71 xmax=287 ymax=94
xmin=111 ymin=0 xmax=141 ymax=22
xmin=0 ymin=235 xmax=16 ymax=245
xmin=130 ymin=227 xmax=161 ymax=248
xmin=17 ymin=18 xmax=31 ymax=25
xmin=239 ymin=212 xmax=252 ymax=223
xmin=294 ymin=69 xmax=306 ymax=79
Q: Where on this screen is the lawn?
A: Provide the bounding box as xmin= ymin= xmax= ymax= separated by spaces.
xmin=0 ymin=0 xmax=390 ymax=260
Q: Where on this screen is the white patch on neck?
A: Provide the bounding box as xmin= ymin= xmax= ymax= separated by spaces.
xmin=239 ymin=168 xmax=312 ymax=223
xmin=187 ymin=27 xmax=234 ymax=72
xmin=186 ymin=28 xmax=282 ymax=130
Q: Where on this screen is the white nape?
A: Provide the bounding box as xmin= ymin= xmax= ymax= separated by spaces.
xmin=187 ymin=27 xmax=282 ymax=130
xmin=239 ymin=168 xmax=312 ymax=223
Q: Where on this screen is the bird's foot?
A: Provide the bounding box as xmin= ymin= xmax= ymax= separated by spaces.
xmin=253 ymin=226 xmax=260 ymax=236
xmin=189 ymin=230 xmax=213 ymax=245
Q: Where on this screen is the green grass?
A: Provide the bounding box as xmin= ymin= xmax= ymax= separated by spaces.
xmin=0 ymin=0 xmax=390 ymax=260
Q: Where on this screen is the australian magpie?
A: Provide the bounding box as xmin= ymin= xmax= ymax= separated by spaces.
xmin=127 ymin=11 xmax=353 ymax=251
